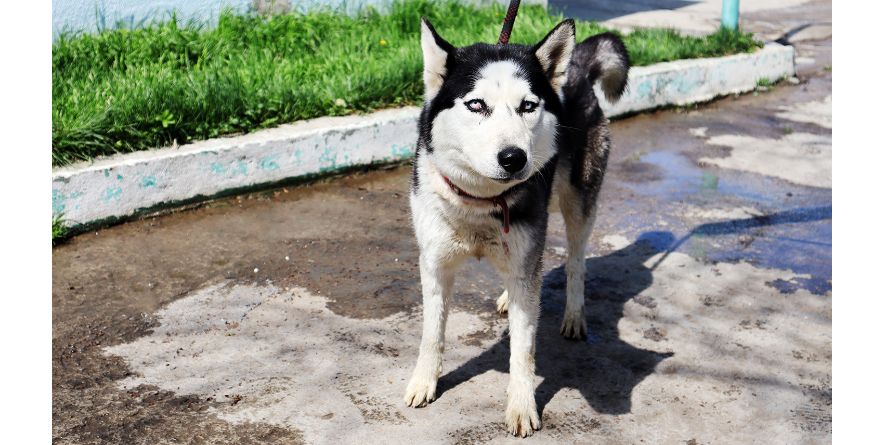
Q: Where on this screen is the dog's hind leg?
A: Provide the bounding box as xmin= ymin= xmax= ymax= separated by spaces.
xmin=558 ymin=181 xmax=596 ymax=340
xmin=404 ymin=254 xmax=457 ymax=407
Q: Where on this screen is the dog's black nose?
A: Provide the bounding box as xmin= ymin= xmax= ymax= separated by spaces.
xmin=497 ymin=147 xmax=527 ymax=174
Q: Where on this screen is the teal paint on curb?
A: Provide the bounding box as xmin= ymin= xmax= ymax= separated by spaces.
xmin=53 ymin=189 xmax=84 ymax=215
xmin=390 ymin=143 xmax=413 ymax=159
xmin=102 ymin=186 xmax=123 ymax=203
xmin=117 ymin=174 xmax=124 ymax=181
xmin=656 ymin=75 xmax=669 ymax=93
xmin=233 ymin=160 xmax=248 ymax=177
xmin=140 ymin=175 xmax=157 ymax=188
xmin=53 ymin=189 xmax=66 ymax=214
xmin=318 ymin=146 xmax=338 ymax=172
xmin=637 ymin=80 xmax=653 ymax=98
xmin=209 ymin=160 xmax=249 ymax=177
xmin=259 ymin=155 xmax=280 ymax=171
xmin=677 ymin=75 xmax=698 ymax=94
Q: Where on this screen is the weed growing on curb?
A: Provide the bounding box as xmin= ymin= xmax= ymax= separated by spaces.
xmin=52 ymin=214 xmax=68 ymax=245
xmin=756 ymin=77 xmax=775 ymax=88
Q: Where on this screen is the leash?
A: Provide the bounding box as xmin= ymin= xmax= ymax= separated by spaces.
xmin=497 ymin=0 xmax=522 ymax=44
xmin=442 ymin=175 xmax=511 ymax=234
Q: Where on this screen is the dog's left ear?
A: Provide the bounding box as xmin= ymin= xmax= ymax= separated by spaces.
xmin=421 ymin=17 xmax=455 ymax=101
xmin=533 ymin=19 xmax=576 ymax=94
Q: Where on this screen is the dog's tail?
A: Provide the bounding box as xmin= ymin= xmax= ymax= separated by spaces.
xmin=571 ymin=32 xmax=630 ymax=103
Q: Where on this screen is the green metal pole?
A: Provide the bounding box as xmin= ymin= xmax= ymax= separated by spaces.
xmin=722 ymin=0 xmax=740 ymax=30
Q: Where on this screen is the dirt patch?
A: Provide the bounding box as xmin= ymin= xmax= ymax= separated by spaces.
xmin=633 ymin=295 xmax=657 ymax=309
xmin=56 ymin=383 xmax=303 ymax=445
xmin=792 ymin=376 xmax=832 ymax=434
xmin=643 ymin=327 xmax=667 ymax=342
xmin=51 ymin=301 xmax=303 ymax=444
xmin=611 ymin=158 xmax=664 ymax=183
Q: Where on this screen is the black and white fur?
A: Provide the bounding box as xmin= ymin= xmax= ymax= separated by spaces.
xmin=404 ymin=18 xmax=630 ymax=437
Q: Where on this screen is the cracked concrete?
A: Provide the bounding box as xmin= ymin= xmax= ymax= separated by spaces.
xmin=701 ymin=131 xmax=831 ymax=189
xmin=698 ymin=90 xmax=831 ymax=189
xmin=777 ymin=95 xmax=832 ymax=129
xmin=102 ymin=245 xmax=829 ymax=444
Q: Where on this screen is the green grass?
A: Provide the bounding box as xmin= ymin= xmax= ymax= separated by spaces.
xmin=52 ymin=214 xmax=68 ymax=245
xmin=52 ymin=0 xmax=761 ymax=166
xmin=756 ymin=77 xmax=775 ymax=88
xmin=756 ymin=75 xmax=789 ymax=89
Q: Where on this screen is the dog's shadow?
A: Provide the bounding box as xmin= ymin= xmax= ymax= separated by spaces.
xmin=438 ymin=231 xmax=675 ymax=415
xmin=437 ymin=206 xmax=832 ymax=415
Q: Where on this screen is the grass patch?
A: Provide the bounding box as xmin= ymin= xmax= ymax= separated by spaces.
xmin=52 ymin=0 xmax=761 ymax=166
xmin=52 ymin=214 xmax=68 ymax=245
xmin=756 ymin=75 xmax=789 ymax=90
xmin=756 ymin=77 xmax=776 ymax=88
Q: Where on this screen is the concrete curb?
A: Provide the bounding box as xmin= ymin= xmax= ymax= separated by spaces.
xmin=52 ymin=43 xmax=794 ymax=229
xmin=599 ymin=43 xmax=794 ymax=115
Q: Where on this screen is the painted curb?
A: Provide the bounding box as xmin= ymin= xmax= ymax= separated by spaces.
xmin=598 ymin=43 xmax=795 ymax=116
xmin=52 ymin=107 xmax=421 ymax=227
xmin=52 ymin=43 xmax=794 ymax=228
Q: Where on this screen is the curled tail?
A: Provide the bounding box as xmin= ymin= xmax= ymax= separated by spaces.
xmin=571 ymin=32 xmax=630 ymax=103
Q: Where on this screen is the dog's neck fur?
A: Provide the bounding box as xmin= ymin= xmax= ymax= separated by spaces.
xmin=441 ymin=174 xmax=512 ymax=233
xmin=413 ymin=150 xmax=556 ymax=243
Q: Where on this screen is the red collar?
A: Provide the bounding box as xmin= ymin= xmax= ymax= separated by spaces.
xmin=442 ymin=175 xmax=511 ymax=234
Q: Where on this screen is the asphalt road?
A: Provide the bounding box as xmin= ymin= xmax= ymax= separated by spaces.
xmin=52 ymin=7 xmax=832 ymax=445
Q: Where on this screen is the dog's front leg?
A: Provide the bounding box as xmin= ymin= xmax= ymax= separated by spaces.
xmin=404 ymin=253 xmax=455 ymax=407
xmin=503 ymin=270 xmax=542 ymax=437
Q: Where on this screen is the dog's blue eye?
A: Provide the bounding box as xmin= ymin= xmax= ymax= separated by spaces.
xmin=519 ymin=100 xmax=538 ymax=113
xmin=465 ymin=99 xmax=487 ymax=113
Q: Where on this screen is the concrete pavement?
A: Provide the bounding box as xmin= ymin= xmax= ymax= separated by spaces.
xmin=52 ymin=15 xmax=832 ymax=445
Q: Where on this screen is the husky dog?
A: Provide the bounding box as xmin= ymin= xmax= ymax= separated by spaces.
xmin=404 ymin=17 xmax=630 ymax=437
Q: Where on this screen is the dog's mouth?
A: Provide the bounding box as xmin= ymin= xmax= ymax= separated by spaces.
xmin=492 ymin=163 xmax=534 ymax=184
xmin=492 ymin=173 xmax=528 ymax=184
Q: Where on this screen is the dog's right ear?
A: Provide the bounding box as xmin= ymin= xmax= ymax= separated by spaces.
xmin=421 ymin=17 xmax=454 ymax=101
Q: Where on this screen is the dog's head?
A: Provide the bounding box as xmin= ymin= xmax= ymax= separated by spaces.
xmin=419 ymin=18 xmax=575 ymax=197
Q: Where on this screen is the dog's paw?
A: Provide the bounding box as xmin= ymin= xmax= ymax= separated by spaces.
xmin=505 ymin=395 xmax=541 ymax=437
xmin=560 ymin=308 xmax=587 ymax=340
xmin=496 ymin=290 xmax=509 ymax=315
xmin=403 ymin=372 xmax=438 ymax=408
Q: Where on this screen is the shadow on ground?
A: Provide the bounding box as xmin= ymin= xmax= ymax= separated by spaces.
xmin=439 ymin=232 xmax=674 ymax=415
xmin=438 ymin=205 xmax=831 ymax=415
